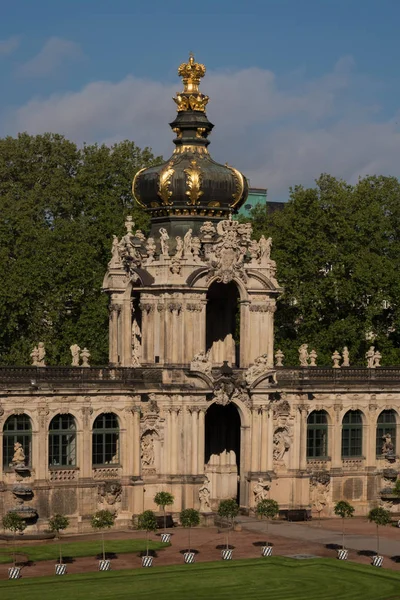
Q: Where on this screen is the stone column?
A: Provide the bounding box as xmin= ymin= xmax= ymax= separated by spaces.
xmin=260 ymin=406 xmax=269 ymax=472
xmin=36 ymin=407 xmax=48 ymax=480
xmin=239 ymin=301 xmax=251 ymax=368
xmin=132 ymin=406 xmax=141 ymax=478
xmin=170 ymin=408 xmax=179 ymax=474
xmin=266 ymin=303 xmax=276 ymax=367
xmin=109 ymin=304 xmax=120 ymax=365
xmin=266 ymin=406 xmax=274 ymax=471
xmin=299 ymin=405 xmax=308 ymax=471
xmin=80 ymin=405 xmax=93 ymax=478
xmin=250 ymin=407 xmax=260 ymax=472
xmin=121 ymin=299 xmax=132 ymax=367
xmin=191 ymin=408 xmax=198 ymax=475
xmin=331 ymin=405 xmax=343 ymax=468
xmin=197 ymin=408 xmax=205 ymax=475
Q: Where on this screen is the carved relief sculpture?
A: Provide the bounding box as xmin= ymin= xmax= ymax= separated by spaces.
xmin=141 ymin=431 xmax=155 ymax=468
xmin=273 ymin=423 xmax=293 ymax=464
xmin=98 ymin=481 xmax=122 ymax=508
xmin=245 ymin=354 xmax=276 ymax=385
xmin=199 ymin=476 xmax=211 ymax=512
xmin=145 ymin=237 xmax=157 ymax=263
xmin=190 ymin=349 xmax=212 ymax=375
xmin=11 ymin=442 xmax=26 ymax=467
xmin=253 ymin=477 xmax=270 ymax=505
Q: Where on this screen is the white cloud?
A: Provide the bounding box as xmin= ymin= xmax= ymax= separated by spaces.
xmin=18 ymin=37 xmax=82 ymax=77
xmin=0 ymin=36 xmax=20 ymax=56
xmin=5 ymin=57 xmax=400 ymax=198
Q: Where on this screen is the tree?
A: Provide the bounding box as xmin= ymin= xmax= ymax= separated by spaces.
xmin=392 ymin=479 xmax=400 ymax=497
xmin=137 ymin=510 xmax=158 ymax=557
xmin=90 ymin=509 xmax=116 ymax=561
xmin=0 ymin=133 xmax=162 ymax=366
xmin=154 ymin=491 xmax=174 ymax=534
xmin=48 ymin=514 xmax=70 ymax=564
xmin=250 ymin=174 xmax=400 ymax=366
xmin=368 ymin=506 xmax=391 ymax=556
xmin=2 ymin=512 xmax=26 ymax=567
xmin=256 ymin=499 xmax=279 ymax=545
xmin=217 ymin=499 xmax=239 ymax=551
xmin=180 ymin=508 xmax=200 ymax=554
xmin=334 ymin=501 xmax=355 ymax=550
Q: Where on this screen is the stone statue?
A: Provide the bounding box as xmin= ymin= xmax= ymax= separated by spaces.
xmin=200 ymin=221 xmax=215 ymax=240
xmin=298 ymin=344 xmax=309 ymax=367
xmin=259 ymin=235 xmax=272 ymax=263
xmin=310 ymin=478 xmax=329 ymax=514
xmin=145 ymin=237 xmax=156 ymax=263
xmin=175 ymin=236 xmax=184 ymax=259
xmin=30 ymin=346 xmax=39 ymax=366
xmin=253 ymin=477 xmax=270 ymax=505
xmin=249 ymin=239 xmax=260 ymax=262
xmin=273 ymin=425 xmax=293 ymax=462
xmin=159 ymin=228 xmax=169 ymax=256
xmin=80 ymin=347 xmax=91 ymax=367
xmin=98 ymin=482 xmax=122 ymax=506
xmin=342 ymin=347 xmax=350 ymax=367
xmin=37 ymin=342 xmax=46 ymax=367
xmin=275 ymin=349 xmax=284 ymax=367
xmin=183 ymin=229 xmax=193 ymax=257
xmin=198 ymin=476 xmax=211 ymax=512
xmin=132 ymin=317 xmax=141 ymax=360
xmin=331 ymin=350 xmax=341 ymax=368
xmin=108 ymin=235 xmax=121 ymax=268
xmin=382 ymin=432 xmax=394 ymax=457
xmin=309 ymin=349 xmax=317 ymax=367
xmin=213 ymin=385 xmax=231 ymax=406
xmin=170 ymin=258 xmax=181 ymax=275
xmin=70 ymin=344 xmax=81 ymax=367
xmin=245 ymin=353 xmax=274 ymax=385
xmin=11 ymin=442 xmax=25 ymax=466
xmin=190 ymin=349 xmax=212 ymax=375
xmin=141 ymin=432 xmax=155 ymax=467
xmin=191 ymin=237 xmax=201 ymax=262
xmin=135 ymin=229 xmax=146 ymax=242
xmin=366 ymin=346 xmax=375 ymax=368
xmin=374 ymin=349 xmax=382 ymax=368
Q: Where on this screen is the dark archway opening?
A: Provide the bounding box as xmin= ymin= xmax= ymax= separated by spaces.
xmin=205 ymin=402 xmax=241 ymax=503
xmin=206 ymin=281 xmax=240 ymax=366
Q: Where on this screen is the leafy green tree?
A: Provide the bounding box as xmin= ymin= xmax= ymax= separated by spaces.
xmin=180 ymin=508 xmax=200 ymax=553
xmin=2 ymin=512 xmax=26 ymax=566
xmin=250 ymin=174 xmax=400 ymax=366
xmin=154 ymin=491 xmax=174 ymax=534
xmin=368 ymin=506 xmax=391 ymax=556
xmin=334 ymin=500 xmax=355 ymax=550
xmin=48 ymin=514 xmax=70 ymax=564
xmin=137 ymin=510 xmax=158 ymax=557
xmin=256 ymin=499 xmax=279 ymax=544
xmin=392 ymin=479 xmax=400 ymax=496
xmin=0 ymin=133 xmax=162 ymax=366
xmin=217 ymin=499 xmax=239 ymax=550
xmin=90 ymin=509 xmax=116 ymax=560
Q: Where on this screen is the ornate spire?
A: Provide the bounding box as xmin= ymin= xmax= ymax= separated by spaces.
xmin=173 ymin=53 xmax=209 ymax=113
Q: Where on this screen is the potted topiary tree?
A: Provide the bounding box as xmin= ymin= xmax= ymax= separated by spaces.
xmin=48 ymin=514 xmax=70 ymax=576
xmin=368 ymin=506 xmax=391 ymax=567
xmin=217 ymin=499 xmax=239 ymax=560
xmin=154 ymin=491 xmax=174 ymax=543
xmin=180 ymin=508 xmax=200 ymax=563
xmin=334 ymin=500 xmax=354 ymax=560
xmin=137 ymin=510 xmax=158 ymax=567
xmin=256 ymin=499 xmax=279 ymax=556
xmin=90 ymin=509 xmax=116 ymax=571
xmin=2 ymin=512 xmax=26 ymax=579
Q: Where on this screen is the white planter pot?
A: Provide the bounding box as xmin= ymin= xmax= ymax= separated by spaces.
xmin=98 ymin=559 xmax=111 ymax=571
xmin=221 ymin=549 xmax=233 ymax=560
xmin=161 ymin=533 xmax=171 ymax=543
xmin=55 ymin=563 xmax=67 ymax=575
xmin=8 ymin=567 xmax=21 ymax=579
xmin=262 ymin=546 xmax=273 ymax=557
xmin=184 ymin=552 xmax=195 ymax=564
xmin=337 ymin=549 xmax=348 ymax=560
xmin=372 ymin=555 xmax=383 ymax=568
xmin=142 ymin=555 xmax=153 ymax=568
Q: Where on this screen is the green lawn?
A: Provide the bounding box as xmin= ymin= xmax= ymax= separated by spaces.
xmin=1 ymin=558 xmax=400 ymax=600
xmin=0 ymin=538 xmax=167 ymax=564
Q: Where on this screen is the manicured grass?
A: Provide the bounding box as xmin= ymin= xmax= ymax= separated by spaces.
xmin=1 ymin=558 xmax=400 ymax=600
xmin=0 ymin=538 xmax=167 ymax=564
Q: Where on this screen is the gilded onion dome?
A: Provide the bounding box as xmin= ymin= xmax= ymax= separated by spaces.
xmin=132 ymin=54 xmax=248 ymax=227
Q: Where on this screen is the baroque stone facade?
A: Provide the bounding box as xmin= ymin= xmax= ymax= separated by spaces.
xmin=0 ymin=55 xmax=399 ymax=532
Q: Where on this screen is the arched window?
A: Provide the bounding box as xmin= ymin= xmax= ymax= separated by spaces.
xmin=376 ymin=410 xmax=396 ymax=457
xmin=49 ymin=414 xmax=76 ymax=467
xmin=342 ymin=410 xmax=363 ymax=458
xmin=307 ymin=411 xmax=328 ymax=458
xmin=92 ymin=413 xmax=119 ymax=466
xmin=3 ymin=414 xmax=32 ymax=467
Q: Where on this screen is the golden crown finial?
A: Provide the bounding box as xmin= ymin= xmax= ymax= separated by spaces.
xmin=177 ymin=53 xmax=206 ymax=93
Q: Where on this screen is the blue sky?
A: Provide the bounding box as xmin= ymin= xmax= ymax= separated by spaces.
xmin=1 ymin=0 xmax=400 ymax=200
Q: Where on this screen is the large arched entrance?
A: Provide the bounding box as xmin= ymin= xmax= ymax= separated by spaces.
xmin=206 ymin=281 xmax=239 ymax=366
xmin=205 ymin=402 xmax=241 ymax=505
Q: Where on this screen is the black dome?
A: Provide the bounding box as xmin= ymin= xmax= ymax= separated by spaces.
xmin=132 ymin=55 xmax=248 ymax=221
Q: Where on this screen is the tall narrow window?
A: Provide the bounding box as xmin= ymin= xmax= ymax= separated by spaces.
xmin=307 ymin=411 xmax=328 ymax=458
xmin=49 ymin=414 xmax=77 ymax=467
xmin=3 ymin=414 xmax=32 ymax=467
xmin=376 ymin=410 xmax=396 ymax=457
xmin=92 ymin=413 xmax=119 ymax=466
xmin=342 ymin=410 xmax=363 ymax=458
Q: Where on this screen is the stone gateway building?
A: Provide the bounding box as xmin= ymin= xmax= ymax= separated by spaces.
xmin=0 ymin=56 xmax=399 ymax=531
